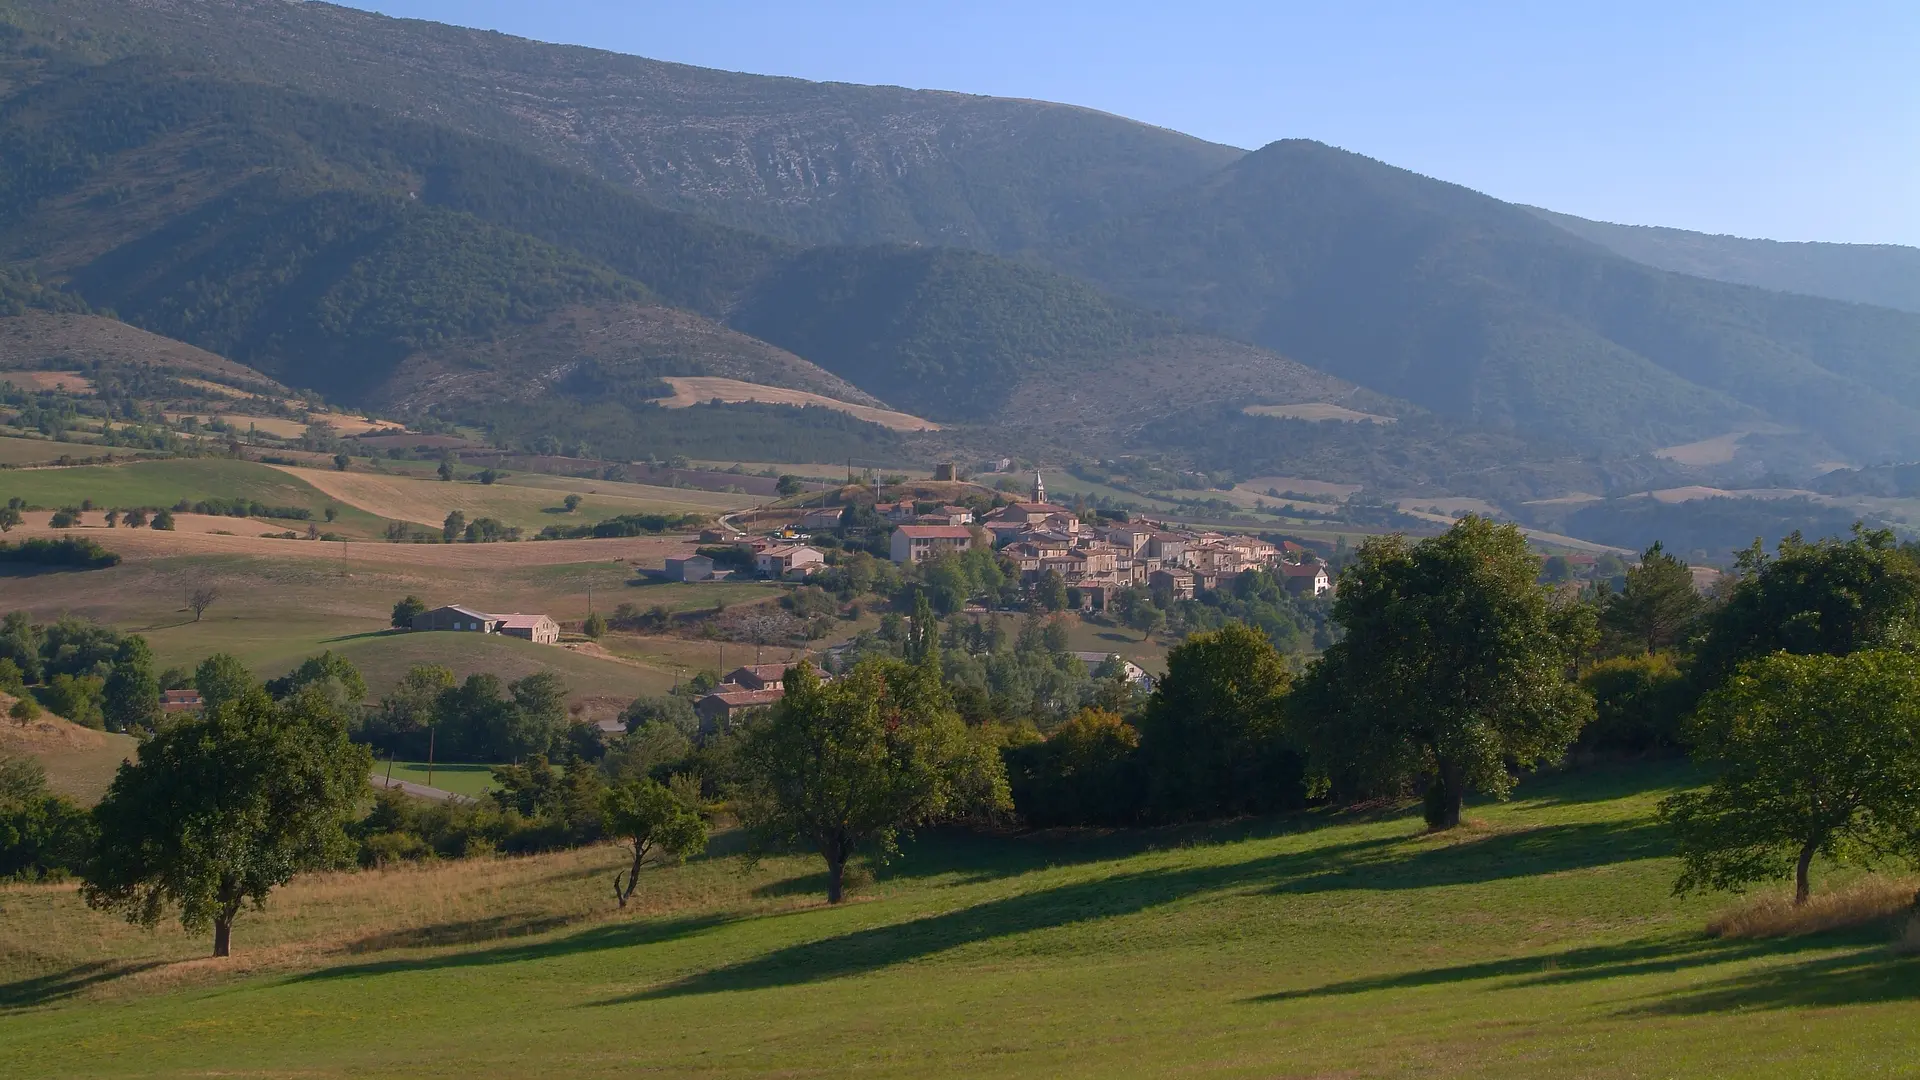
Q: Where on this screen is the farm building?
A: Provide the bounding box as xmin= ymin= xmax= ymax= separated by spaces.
xmin=890 ymin=525 xmax=977 ymax=564
xmin=723 ymin=664 xmax=789 ymax=691
xmin=756 ymin=545 xmax=825 ymax=578
xmin=412 ymin=605 xmax=501 ymax=633
xmin=495 ymin=614 xmax=560 ymax=644
xmin=411 ymin=604 xmax=558 ymax=644
xmin=161 ymin=689 xmax=203 ymax=713
xmin=664 ymin=555 xmax=716 ymax=582
xmin=694 ymin=687 xmax=785 ymax=730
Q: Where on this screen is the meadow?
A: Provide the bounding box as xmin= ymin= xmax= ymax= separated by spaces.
xmin=270 ymin=463 xmax=748 ymax=530
xmin=0 ymin=435 xmax=120 ymax=465
xmin=2 ymin=764 xmax=1916 ymax=1078
xmin=0 ymin=527 xmax=785 ymax=715
xmin=0 ymin=458 xmax=390 ymax=534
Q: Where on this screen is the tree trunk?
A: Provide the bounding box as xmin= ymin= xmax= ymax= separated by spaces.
xmin=1796 ymin=838 xmax=1819 ymax=906
xmin=213 ymin=916 xmax=233 ymax=958
xmin=1433 ymin=760 xmax=1465 ymax=831
xmin=824 ymin=837 xmax=847 ymax=904
xmin=614 ymin=843 xmax=646 ymax=909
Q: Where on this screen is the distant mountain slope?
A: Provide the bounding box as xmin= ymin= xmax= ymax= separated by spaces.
xmin=0 ymin=310 xmax=281 ymax=386
xmin=1046 ymin=140 xmax=1920 ymax=462
xmin=0 ymin=56 xmax=1372 ymax=445
xmin=2 ymin=0 xmax=1244 ymax=252
xmin=1528 ymin=208 xmax=1920 ymax=314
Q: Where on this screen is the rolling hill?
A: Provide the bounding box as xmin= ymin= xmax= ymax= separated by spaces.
xmin=0 ymin=52 xmax=1378 ymax=461
xmin=1 ymin=0 xmax=1246 ymax=252
xmin=1 ymin=0 xmax=1914 ymax=500
xmin=1528 ymin=207 xmax=1920 ymax=315
xmin=1043 ymin=140 xmax=1920 ymax=463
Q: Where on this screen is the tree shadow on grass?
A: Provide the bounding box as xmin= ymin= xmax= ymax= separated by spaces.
xmin=292 ymin=913 xmax=733 ymax=984
xmin=320 ymin=628 xmax=403 ymax=644
xmin=1270 ymin=818 xmax=1672 ymax=896
xmin=607 ymin=816 xmax=1682 ymax=1004
xmin=1243 ymin=921 xmax=1920 ymax=1015
xmin=0 ymin=960 xmax=167 ymax=1011
xmin=1622 ymin=940 xmax=1920 ymax=1015
xmin=343 ymin=913 xmax=582 ymax=953
xmin=606 ymin=838 xmax=1400 ymax=1004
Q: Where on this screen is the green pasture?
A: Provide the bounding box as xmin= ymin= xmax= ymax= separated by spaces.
xmin=0 ymin=458 xmax=386 ymax=534
xmin=0 ymin=435 xmax=119 ymax=466
xmin=376 ymin=762 xmax=504 ymax=797
xmin=5 ymin=764 xmax=1917 ymax=1078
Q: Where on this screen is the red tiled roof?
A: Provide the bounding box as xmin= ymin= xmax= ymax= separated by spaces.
xmin=895 ymin=525 xmax=974 ymax=539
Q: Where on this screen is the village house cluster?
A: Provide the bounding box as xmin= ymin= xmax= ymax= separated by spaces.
xmin=683 ymin=473 xmax=1335 ymax=607
xmin=951 ymin=474 xmax=1332 ymax=609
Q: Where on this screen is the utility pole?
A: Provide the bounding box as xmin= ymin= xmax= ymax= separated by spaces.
xmin=426 ymin=725 xmax=436 ymax=790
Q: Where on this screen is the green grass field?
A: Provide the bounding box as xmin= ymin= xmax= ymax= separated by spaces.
xmin=5 ymin=764 xmax=1917 ymax=1078
xmin=377 ymin=762 xmax=503 ymax=796
xmin=0 ymin=435 xmax=122 ymax=465
xmin=0 ymin=458 xmax=389 ymax=535
xmin=1 ymin=549 xmax=689 ymax=715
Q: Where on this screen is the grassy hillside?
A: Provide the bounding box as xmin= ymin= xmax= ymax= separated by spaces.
xmin=1047 ymin=140 xmax=1920 ymax=463
xmin=0 ymin=457 xmax=386 ymax=530
xmin=5 ymin=764 xmax=1919 ymax=1077
xmin=0 ymin=0 xmax=1245 ymax=253
xmin=1530 ymin=207 xmax=1920 ymax=315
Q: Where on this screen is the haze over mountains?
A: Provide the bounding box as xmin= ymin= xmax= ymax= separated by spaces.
xmin=1 ymin=0 xmax=1916 ymax=501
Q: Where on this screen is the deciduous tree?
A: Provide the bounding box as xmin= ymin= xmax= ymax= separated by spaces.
xmin=1692 ymin=526 xmax=1920 ymax=692
xmin=737 ymin=661 xmax=1009 ymax=903
xmin=1138 ymin=622 xmax=1295 ymax=819
xmin=185 ymin=581 xmax=220 ymax=622
xmin=602 ymin=777 xmax=708 ymax=908
xmin=390 ymin=595 xmax=427 ymax=628
xmin=1661 ymin=650 xmax=1920 ymax=905
xmin=1291 ymin=517 xmax=1594 ymax=829
xmin=83 ymin=682 xmax=371 ymax=956
xmin=101 ymin=636 xmax=162 ymax=733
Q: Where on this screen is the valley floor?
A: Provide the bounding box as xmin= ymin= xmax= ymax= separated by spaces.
xmin=4 ymin=765 xmax=1916 ymax=1078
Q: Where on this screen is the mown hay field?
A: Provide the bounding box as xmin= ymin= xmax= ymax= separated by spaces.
xmin=269 ymin=463 xmax=750 ymax=529
xmin=4 ymin=765 xmax=1918 ymax=1078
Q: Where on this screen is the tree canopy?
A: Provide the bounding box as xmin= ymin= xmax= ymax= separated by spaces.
xmin=83 ymin=670 xmax=372 ymax=955
xmin=1662 ymin=649 xmax=1920 ymax=905
xmin=1691 ymin=526 xmax=1920 ymax=691
xmin=737 ymin=661 xmax=1008 ymax=902
xmin=1291 ymin=516 xmax=1594 ymax=829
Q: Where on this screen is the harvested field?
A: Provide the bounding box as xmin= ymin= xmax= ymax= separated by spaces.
xmin=0 ymin=710 xmax=136 ymax=804
xmin=657 ymin=377 xmax=940 ymax=432
xmin=0 ymin=370 xmax=93 ymax=393
xmin=7 ymin=512 xmax=700 ymax=569
xmin=1244 ymin=402 xmax=1396 ymax=423
xmin=265 ymin=464 xmax=749 ymax=529
xmin=1235 ymin=475 xmax=1363 ymax=500
xmin=164 ymin=411 xmax=307 ymax=438
xmin=0 ymin=436 xmax=115 ymax=465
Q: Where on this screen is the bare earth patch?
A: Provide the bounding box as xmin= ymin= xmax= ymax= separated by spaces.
xmin=656 ymin=376 xmax=940 ymax=431
xmin=0 ymin=370 xmax=94 ymax=393
xmin=10 ymin=513 xmax=700 ymax=569
xmin=1243 ymin=402 xmax=1396 ymax=424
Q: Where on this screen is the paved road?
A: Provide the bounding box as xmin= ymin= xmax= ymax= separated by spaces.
xmin=370 ymin=772 xmax=472 ymax=803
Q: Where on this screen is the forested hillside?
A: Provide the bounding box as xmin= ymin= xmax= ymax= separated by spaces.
xmin=1 ymin=0 xmax=1915 ymax=504
xmin=1529 ymin=207 xmax=1920 ymax=315
xmin=0 ymin=53 xmax=1366 ymax=454
xmin=0 ymin=0 xmax=1245 ymax=252
xmin=1045 ymin=140 xmax=1920 ymax=462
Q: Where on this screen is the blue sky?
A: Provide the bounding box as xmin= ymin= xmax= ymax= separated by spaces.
xmin=341 ymin=1 xmax=1918 ymax=246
